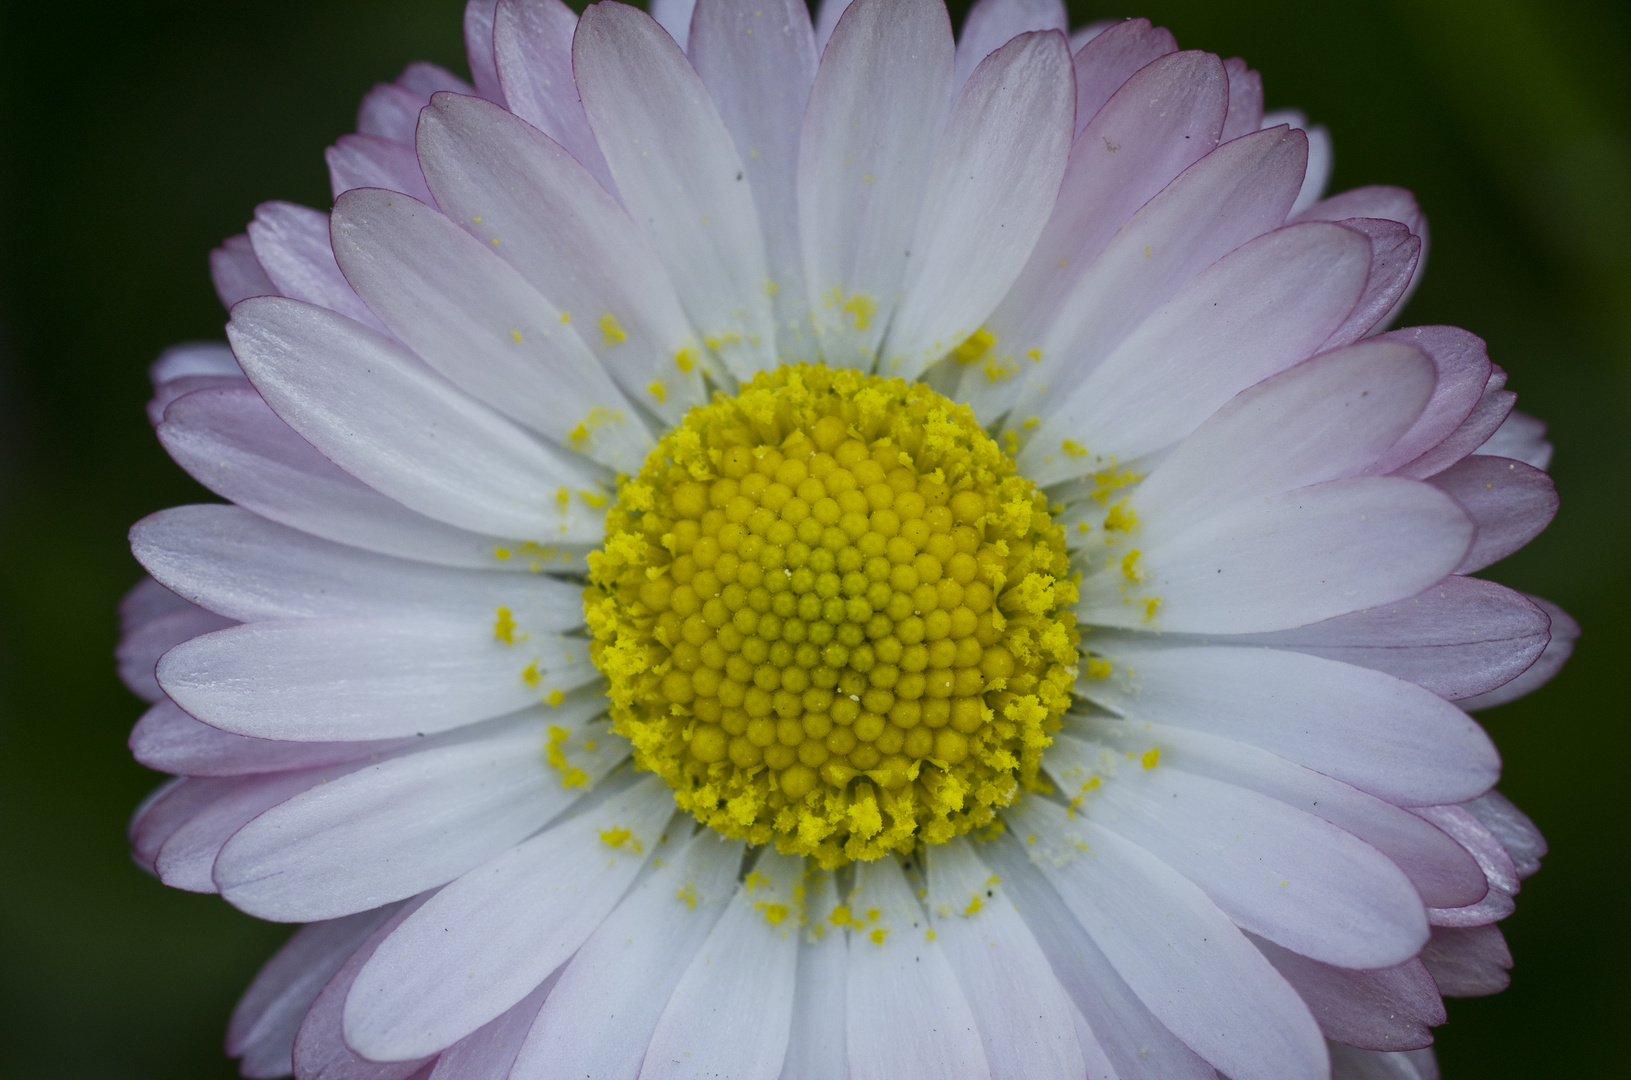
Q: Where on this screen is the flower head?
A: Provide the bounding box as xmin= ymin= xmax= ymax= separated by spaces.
xmin=124 ymin=1 xmax=1573 ymax=1078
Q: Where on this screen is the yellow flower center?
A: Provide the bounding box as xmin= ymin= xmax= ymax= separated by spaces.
xmin=585 ymin=365 xmax=1079 ymax=867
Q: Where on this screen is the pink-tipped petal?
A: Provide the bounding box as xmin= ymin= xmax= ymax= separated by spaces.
xmin=1428 ymin=455 xmax=1558 ymax=573
xmin=953 ymin=0 xmax=1068 ymax=92
xmin=689 ymin=0 xmax=820 ymax=362
xmin=1220 ymin=57 xmax=1263 ymax=140
xmin=1070 ymin=18 xmax=1178 ymax=133
xmin=211 ymin=234 xmax=277 ymax=310
xmin=464 ymin=0 xmax=507 ymax=104
xmin=1254 ymin=937 xmax=1443 ymax=1053
xmin=328 ymin=134 xmax=435 ymax=204
xmin=492 ymin=0 xmax=614 ymax=192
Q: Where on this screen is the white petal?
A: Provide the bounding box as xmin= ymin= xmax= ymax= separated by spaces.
xmin=330 ymin=188 xmax=653 ymax=473
xmin=157 ymin=387 xmax=547 ymax=572
xmin=1328 ymin=1044 xmax=1439 ymax=1080
xmin=157 ymin=617 xmax=597 ymax=741
xmin=131 ymin=697 xmax=413 ymax=778
xmin=798 ymin=0 xmax=954 ymax=369
xmin=118 ymin=603 xmax=235 ymax=703
xmin=1128 ymin=339 xmax=1436 ymax=537
xmin=1317 ymin=219 xmax=1419 ymax=349
xmin=1046 ymin=734 xmax=1429 ymax=969
xmin=1004 ymin=796 xmax=1328 ymax=1080
xmin=228 ymin=908 xmax=398 ymax=1078
xmin=1462 ymin=788 xmax=1546 ymax=879
xmin=1366 ymin=326 xmax=1492 ymax=476
xmin=1475 ymin=408 xmax=1551 ymax=471
xmin=1080 ymin=477 xmax=1474 ymax=634
xmin=292 ymin=895 xmax=435 ymax=1080
xmin=649 ymin=0 xmax=698 ymax=50
xmin=228 ymin=296 xmax=604 ymax=541
xmin=216 ymin=711 xmax=622 ymax=921
xmin=953 ymin=0 xmax=1067 ymax=92
xmin=510 ymin=829 xmax=744 ymax=1080
xmin=429 ymin=979 xmax=554 ymax=1080
xmin=971 ymin=46 xmax=1224 ymax=402
xmin=493 ymin=0 xmax=615 ymax=192
xmin=131 ymin=504 xmax=581 ymax=627
xmin=1254 ymin=937 xmax=1442 ymax=1053
xmin=575 ymin=1 xmax=778 ymax=377
xmin=1220 ymin=58 xmax=1263 ymax=140
xmin=247 ymin=201 xmax=389 ymax=333
xmin=924 ymin=837 xmax=1086 ymax=1080
xmin=1071 ymin=716 xmax=1487 ymax=909
xmin=343 ymin=775 xmax=675 ymax=1060
xmin=212 ymin=233 xmax=276 ymax=309
xmin=155 ymin=765 xmax=355 ymax=894
xmin=417 ymin=92 xmax=706 ymax=422
xmin=1225 ymin=575 xmax=1551 ymax=701
xmin=1419 ymin=923 xmax=1510 ymax=997
xmin=1428 ymin=454 xmax=1557 ymax=573
xmin=984 ymin=835 xmax=1218 ymax=1080
xmin=641 ymin=850 xmax=803 ymax=1080
xmin=464 ymin=0 xmax=507 ymax=104
xmin=811 ymin=0 xmax=854 ymax=55
xmin=1070 ymin=18 xmax=1177 ymax=132
xmin=1019 ymin=221 xmax=1372 ymax=483
xmin=327 ymin=134 xmax=436 ymax=204
xmin=883 ymin=29 xmax=1075 ymax=381
xmin=1079 ymin=642 xmax=1501 ymax=805
xmin=151 ymin=341 xmax=242 ymax=384
xmin=777 ymin=871 xmax=848 ymax=1080
xmin=689 ymin=0 xmax=821 ymax=362
xmin=130 ymin=776 xmax=238 ymax=874
xmin=969 ymin=125 xmax=1307 ymax=422
xmin=845 ymin=857 xmax=990 ymax=1080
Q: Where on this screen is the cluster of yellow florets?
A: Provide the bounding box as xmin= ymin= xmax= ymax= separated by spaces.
xmin=585 ymin=365 xmax=1078 ymax=867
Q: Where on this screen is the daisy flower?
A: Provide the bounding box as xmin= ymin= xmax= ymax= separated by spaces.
xmin=121 ymin=1 xmax=1574 ymax=1078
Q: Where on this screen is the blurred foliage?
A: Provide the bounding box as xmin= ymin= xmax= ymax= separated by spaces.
xmin=0 ymin=0 xmax=1625 ymax=1076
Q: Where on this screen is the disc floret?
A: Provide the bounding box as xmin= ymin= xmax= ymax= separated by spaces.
xmin=586 ymin=365 xmax=1078 ymax=866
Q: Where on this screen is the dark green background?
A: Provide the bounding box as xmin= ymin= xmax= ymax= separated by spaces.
xmin=1 ymin=0 xmax=1626 ymax=1076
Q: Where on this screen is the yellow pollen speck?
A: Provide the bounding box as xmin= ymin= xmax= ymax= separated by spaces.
xmin=1103 ymin=501 xmax=1137 ymax=532
xmin=556 ymin=486 xmax=571 ymax=512
xmin=675 ymin=347 xmax=697 ymax=373
xmin=841 ymin=294 xmax=877 ymax=332
xmin=952 ymin=327 xmax=996 ymax=366
xmin=1061 ymin=440 xmax=1088 ymax=459
xmin=1141 ymin=747 xmax=1160 ymax=769
xmin=548 ymin=725 xmax=589 ymax=787
xmin=1022 ymin=417 xmax=1040 ymax=431
xmin=1120 ymin=550 xmax=1143 ymax=581
xmin=494 ymin=607 xmax=517 ymax=644
xmin=1026 ymin=349 xmax=1041 ymax=362
xmin=494 ymin=546 xmax=512 ymax=561
xmin=598 ymin=825 xmax=642 ymax=852
xmin=925 ymin=927 xmax=936 ymax=940
xmin=547 ymin=687 xmax=565 ymax=706
xmin=600 ymin=313 xmax=628 ymax=346
xmin=1142 ymin=596 xmax=1162 ymax=621
xmin=583 ymin=364 xmax=1078 ymax=869
xmin=648 ymin=380 xmax=668 ymax=403
xmin=677 ymin=882 xmax=699 ymax=909
xmin=570 ymin=407 xmax=624 ymax=452
xmin=1085 ymin=657 xmax=1111 ymax=680
xmin=963 ymin=894 xmax=983 ymax=916
xmin=869 ymin=927 xmax=888 ymax=944
xmin=756 ymin=901 xmax=790 ymax=925
xmin=523 ymin=662 xmax=542 ymax=688
xmin=829 ymin=905 xmax=853 ymax=927
xmin=510 ymin=329 xmax=524 ymax=344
